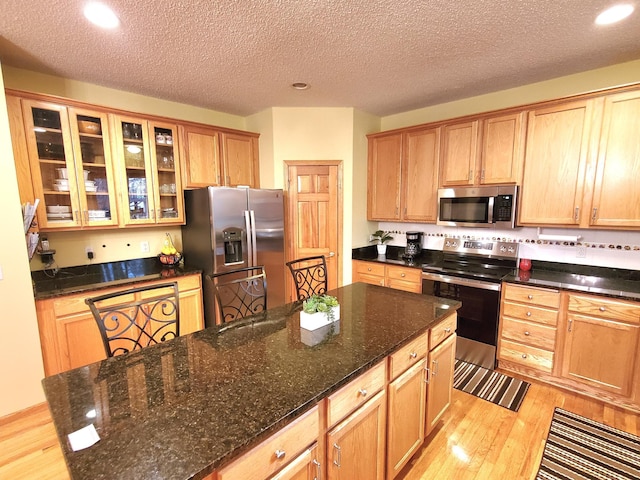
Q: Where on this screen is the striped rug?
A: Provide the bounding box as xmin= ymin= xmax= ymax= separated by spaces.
xmin=453 ymin=359 xmax=530 ymax=412
xmin=536 ymin=408 xmax=640 ymax=480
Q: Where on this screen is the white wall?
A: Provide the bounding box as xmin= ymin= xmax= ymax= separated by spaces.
xmin=0 ymin=62 xmax=46 ymax=417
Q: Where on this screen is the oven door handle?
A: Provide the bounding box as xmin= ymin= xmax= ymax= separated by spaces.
xmin=422 ymin=272 xmax=501 ymax=291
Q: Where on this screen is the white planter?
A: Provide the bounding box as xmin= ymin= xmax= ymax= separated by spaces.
xmin=300 ymin=320 xmax=341 ymax=346
xmin=376 ymin=244 xmax=387 ymax=255
xmin=300 ymin=305 xmax=340 ymax=331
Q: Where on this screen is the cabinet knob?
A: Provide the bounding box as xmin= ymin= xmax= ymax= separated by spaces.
xmin=367 ymin=267 xmax=371 ymax=271
xmin=524 ymin=331 xmax=530 ymax=336
xmin=522 ymin=354 xmax=528 ymax=359
xmin=410 ymin=352 xmax=418 ymax=359
xmin=358 ymin=388 xmax=368 ymax=397
xmin=526 ymin=311 xmax=532 ymax=317
xmin=527 ymin=295 xmax=533 ymax=300
xmin=599 ymin=306 xmax=606 ymax=312
xmin=445 ymin=327 xmax=451 ymax=333
xmin=274 ymin=449 xmax=286 ymax=459
xmin=401 ymin=273 xmax=405 ymax=277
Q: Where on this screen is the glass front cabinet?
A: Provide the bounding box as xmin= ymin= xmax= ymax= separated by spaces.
xmin=110 ymin=115 xmax=184 ymax=226
xmin=22 ymin=99 xmax=119 ymax=229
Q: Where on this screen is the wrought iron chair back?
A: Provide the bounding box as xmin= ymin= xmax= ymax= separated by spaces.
xmin=85 ymin=282 xmax=180 ymax=357
xmin=206 ymin=266 xmax=268 ymax=324
xmin=286 ymin=255 xmax=328 ymax=301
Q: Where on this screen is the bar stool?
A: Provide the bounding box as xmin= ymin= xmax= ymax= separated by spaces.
xmin=206 ymin=266 xmax=268 ymax=324
xmin=286 ymin=255 xmax=328 ymax=301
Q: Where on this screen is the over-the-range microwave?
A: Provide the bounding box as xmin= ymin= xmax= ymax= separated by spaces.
xmin=437 ymin=185 xmax=518 ymax=229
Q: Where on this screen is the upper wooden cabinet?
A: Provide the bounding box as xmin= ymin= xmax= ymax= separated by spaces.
xmin=179 ymin=124 xmax=260 ymax=189
xmin=587 ymin=90 xmax=640 ymax=228
xmin=519 ymin=99 xmax=597 ymax=226
xmin=367 ymin=127 xmax=440 ymax=222
xmin=440 ymin=113 xmax=525 ymax=187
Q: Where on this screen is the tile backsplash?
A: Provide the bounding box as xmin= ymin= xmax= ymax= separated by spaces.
xmin=376 ymin=223 xmax=640 ymax=271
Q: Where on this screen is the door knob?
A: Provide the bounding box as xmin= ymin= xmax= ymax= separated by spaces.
xmin=329 ymin=252 xmax=335 ymax=257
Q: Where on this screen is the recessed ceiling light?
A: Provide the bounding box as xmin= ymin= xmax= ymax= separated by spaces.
xmin=291 ymin=82 xmax=310 ymax=90
xmin=595 ymin=4 xmax=634 ymax=25
xmin=84 ymin=2 xmax=120 ymax=29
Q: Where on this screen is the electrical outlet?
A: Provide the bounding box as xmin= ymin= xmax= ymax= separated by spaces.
xmin=140 ymin=241 xmax=150 ymax=253
xmin=86 ymin=246 xmax=94 ymax=260
xmin=576 ymin=245 xmax=587 ymax=258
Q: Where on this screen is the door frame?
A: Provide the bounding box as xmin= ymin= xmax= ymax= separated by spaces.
xmin=284 ymin=160 xmax=344 ymax=298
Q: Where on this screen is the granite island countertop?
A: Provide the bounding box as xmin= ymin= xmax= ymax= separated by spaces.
xmin=42 ymin=282 xmax=460 ymax=480
xmin=32 ymin=257 xmax=202 ymax=300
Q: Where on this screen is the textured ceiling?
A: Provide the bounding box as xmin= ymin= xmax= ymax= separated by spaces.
xmin=1 ymin=1 xmax=639 ymax=116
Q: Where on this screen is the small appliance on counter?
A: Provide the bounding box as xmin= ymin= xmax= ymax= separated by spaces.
xmin=403 ymin=231 xmax=423 ymax=259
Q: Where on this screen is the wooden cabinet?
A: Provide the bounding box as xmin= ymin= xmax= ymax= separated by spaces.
xmin=387 ymin=351 xmax=426 ymax=479
xmin=561 ymin=293 xmax=640 ymax=397
xmin=16 ymin=98 xmax=119 ymax=230
xmin=35 ymin=274 xmax=204 ymax=376
xmin=519 ymin=99 xmax=597 ymax=226
xmin=498 ymin=284 xmax=560 ymax=374
xmin=367 ymin=132 xmax=403 ymax=220
xmin=587 ymin=90 xmax=640 ymax=228
xmin=327 ymin=389 xmax=386 ymax=480
xmin=439 ymin=112 xmax=525 ymax=187
xmin=352 ymin=260 xmax=422 ymax=294
xmin=217 ymin=407 xmax=319 ymax=480
xmin=110 ymin=114 xmax=184 ymax=226
xmin=179 ymin=124 xmax=260 ymax=189
xmin=425 ymin=316 xmax=456 ymax=435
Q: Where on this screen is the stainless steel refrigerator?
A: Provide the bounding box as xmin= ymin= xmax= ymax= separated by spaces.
xmin=182 ymin=187 xmax=286 ymax=327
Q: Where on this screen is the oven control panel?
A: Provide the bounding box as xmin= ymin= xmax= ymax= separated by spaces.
xmin=443 ymin=237 xmax=518 ymax=258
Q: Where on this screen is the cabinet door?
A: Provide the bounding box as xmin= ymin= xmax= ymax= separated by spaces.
xmin=387 ymin=359 xmax=426 ymax=480
xmin=440 ymin=120 xmax=479 ymax=186
xmin=561 ymin=314 xmax=639 ymax=396
xmin=327 ymin=389 xmax=386 ymax=480
xmin=519 ymin=100 xmax=595 ymax=226
xmin=221 ymin=132 xmax=259 ymax=187
xmin=68 ymin=107 xmax=119 ymax=227
xmin=480 ymin=112 xmax=525 ymax=185
xmin=148 ymin=121 xmax=184 ymax=224
xmin=367 ymin=133 xmax=402 ymax=220
xmin=56 ymin=312 xmax=107 ymax=371
xmin=21 ymin=99 xmax=82 ymax=229
xmin=178 ymin=284 xmax=204 ymax=335
xmin=426 ymin=333 xmax=456 ymax=435
xmin=179 ymin=124 xmax=222 ymax=187
xmin=402 ymin=127 xmax=440 ymax=222
xmin=589 ymin=90 xmax=640 ymax=228
xmin=270 ymin=444 xmax=320 ymax=480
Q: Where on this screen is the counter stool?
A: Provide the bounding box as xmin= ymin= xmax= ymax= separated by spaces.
xmin=206 ymin=266 xmax=268 ymax=324
xmin=286 ymin=255 xmax=328 ymax=301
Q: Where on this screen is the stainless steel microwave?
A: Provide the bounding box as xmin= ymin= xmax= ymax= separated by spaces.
xmin=437 ymin=185 xmax=518 ymax=229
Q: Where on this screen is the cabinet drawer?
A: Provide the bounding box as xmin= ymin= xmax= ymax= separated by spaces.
xmin=176 ymin=273 xmax=201 ymax=291
xmin=327 ymin=361 xmax=386 ymax=427
xmin=386 ymin=265 xmax=422 ymax=283
xmin=354 ymin=261 xmax=386 ymax=277
xmin=356 ymin=273 xmax=385 ymax=287
xmin=386 ymin=278 xmax=423 ymax=293
xmin=389 ymin=333 xmax=428 ymax=380
xmin=499 ymin=339 xmax=554 ymax=373
xmin=217 ymin=406 xmax=319 ymax=480
xmin=568 ymin=294 xmax=640 ymax=324
xmin=429 ymin=314 xmax=457 ymax=350
xmin=502 ymin=301 xmax=558 ymax=326
xmin=501 ymin=317 xmax=557 ymax=350
xmin=503 ymin=283 xmax=560 ymax=308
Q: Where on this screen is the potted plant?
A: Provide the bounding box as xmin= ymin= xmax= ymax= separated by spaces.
xmin=370 ymin=230 xmax=393 ymax=255
xmin=300 ymin=294 xmax=340 ymax=330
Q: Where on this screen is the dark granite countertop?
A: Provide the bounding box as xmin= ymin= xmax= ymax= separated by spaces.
xmin=42 ymin=282 xmax=460 ymax=480
xmin=351 ymin=245 xmax=443 ymax=268
xmin=32 ymin=257 xmax=202 ymax=300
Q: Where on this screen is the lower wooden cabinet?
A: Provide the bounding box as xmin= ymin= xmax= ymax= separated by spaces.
xmin=327 ymin=389 xmax=387 ymax=480
xmin=36 ymin=274 xmax=204 ymax=376
xmin=352 ymin=260 xmax=422 ymax=294
xmin=270 ymin=444 xmax=321 ymax=480
xmin=426 ymin=333 xmax=456 ymax=434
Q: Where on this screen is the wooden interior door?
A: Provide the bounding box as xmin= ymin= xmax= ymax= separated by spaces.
xmin=286 ymin=161 xmax=342 ymax=302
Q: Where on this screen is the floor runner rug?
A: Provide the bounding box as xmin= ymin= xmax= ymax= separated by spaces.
xmin=536 ymin=408 xmax=640 ymax=480
xmin=453 ymin=359 xmax=530 ymax=412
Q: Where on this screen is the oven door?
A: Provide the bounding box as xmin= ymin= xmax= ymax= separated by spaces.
xmin=422 ymin=272 xmax=500 ymax=369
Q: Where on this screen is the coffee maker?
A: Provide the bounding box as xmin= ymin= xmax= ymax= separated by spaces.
xmin=403 ymin=231 xmax=423 ymax=259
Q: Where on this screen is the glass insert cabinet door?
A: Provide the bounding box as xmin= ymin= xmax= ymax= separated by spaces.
xmin=21 ymin=100 xmax=118 ymax=229
xmin=149 ymin=121 xmax=184 ymax=224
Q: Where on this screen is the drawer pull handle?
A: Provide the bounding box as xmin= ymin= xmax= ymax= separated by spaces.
xmin=358 ymin=388 xmax=368 ymax=397
xmin=527 ymin=294 xmax=533 ymax=300
xmin=313 ymin=459 xmax=321 ymax=479
xmin=524 ymin=331 xmax=530 ymax=336
xmin=410 ymin=352 xmax=418 ymax=359
xmin=522 ymin=354 xmax=528 ymax=359
xmin=424 ymin=366 xmax=431 ymax=384
xmin=274 ymin=449 xmax=286 ymax=460
xmin=599 ymin=306 xmax=606 ymax=312
xmin=333 ymin=443 xmax=341 ymax=467
xmin=445 ymin=327 xmax=451 ymax=333
xmin=526 ymin=311 xmax=532 ymax=317
xmin=401 ymin=273 xmax=406 ymax=277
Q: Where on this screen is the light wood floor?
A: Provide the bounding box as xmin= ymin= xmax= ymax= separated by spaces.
xmin=2 ymin=379 xmax=639 ymax=480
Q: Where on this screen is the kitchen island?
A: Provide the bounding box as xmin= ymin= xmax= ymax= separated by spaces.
xmin=42 ymin=282 xmax=460 ymax=480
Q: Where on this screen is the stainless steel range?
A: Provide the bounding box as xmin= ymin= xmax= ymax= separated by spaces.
xmin=422 ymin=237 xmax=518 ymax=369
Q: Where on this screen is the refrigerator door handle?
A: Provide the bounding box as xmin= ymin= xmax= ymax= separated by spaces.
xmin=244 ymin=210 xmax=253 ymax=266
xmin=249 ymin=210 xmax=258 ymax=268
